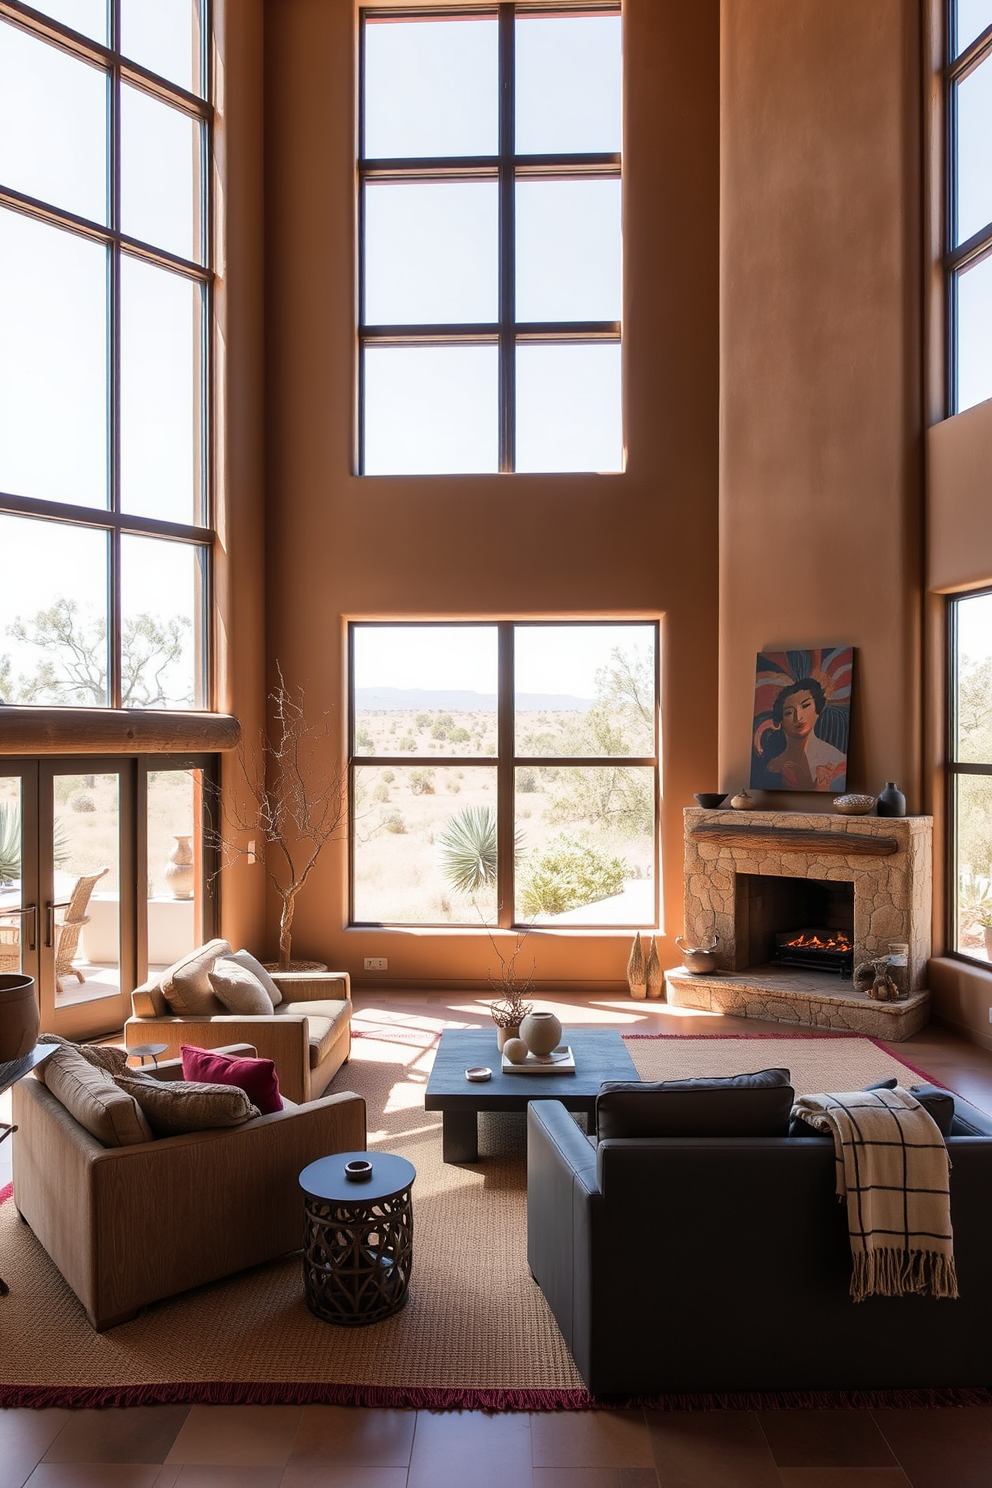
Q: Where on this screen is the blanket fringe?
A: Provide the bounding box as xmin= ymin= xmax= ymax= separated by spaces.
xmin=851 ymin=1248 xmax=959 ymax=1303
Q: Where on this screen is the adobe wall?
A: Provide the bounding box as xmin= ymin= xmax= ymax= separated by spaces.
xmin=259 ymin=0 xmax=721 ymax=988
xmin=718 ymin=0 xmax=924 ymax=815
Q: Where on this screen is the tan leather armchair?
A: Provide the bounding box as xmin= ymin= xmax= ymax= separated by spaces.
xmin=125 ymin=968 xmax=352 ymax=1104
xmin=12 ymin=1050 xmax=366 ymax=1330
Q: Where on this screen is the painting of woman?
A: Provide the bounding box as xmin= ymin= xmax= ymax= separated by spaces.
xmin=749 ymin=648 xmax=852 ymax=793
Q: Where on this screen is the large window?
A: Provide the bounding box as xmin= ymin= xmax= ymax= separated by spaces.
xmin=350 ymin=621 xmax=657 ymax=927
xmin=0 ymin=1 xmax=212 ymax=709
xmin=949 ymin=589 xmax=992 ymax=963
xmin=947 ymin=0 xmax=992 ymax=413
xmin=359 ymin=4 xmax=622 ymax=475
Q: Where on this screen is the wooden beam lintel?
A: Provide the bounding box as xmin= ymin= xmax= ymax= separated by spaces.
xmin=690 ymin=825 xmax=900 ymax=857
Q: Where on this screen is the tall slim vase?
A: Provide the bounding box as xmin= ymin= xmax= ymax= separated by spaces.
xmin=627 ymin=932 xmax=646 ymax=999
xmin=645 ymin=936 xmax=664 ymax=999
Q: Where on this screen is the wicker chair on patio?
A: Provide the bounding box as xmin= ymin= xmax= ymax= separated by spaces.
xmin=0 ymin=922 xmax=19 ymax=974
xmin=54 ymin=868 xmax=109 ymax=995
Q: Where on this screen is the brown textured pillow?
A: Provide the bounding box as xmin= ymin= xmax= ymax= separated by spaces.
xmin=42 ymin=1046 xmax=154 ymax=1147
xmin=38 ymin=1033 xmax=129 ymax=1079
xmin=115 ymin=1070 xmax=260 ymax=1137
xmin=160 ymin=938 xmax=232 ymax=1016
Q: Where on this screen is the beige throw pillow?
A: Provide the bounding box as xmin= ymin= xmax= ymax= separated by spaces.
xmin=208 ymin=958 xmax=274 ymax=1016
xmin=115 ymin=1071 xmax=260 ymax=1137
xmin=43 ymin=1046 xmax=154 ymax=1147
xmin=160 ymin=938 xmax=232 ymax=1017
xmin=226 ymin=948 xmax=283 ymax=1007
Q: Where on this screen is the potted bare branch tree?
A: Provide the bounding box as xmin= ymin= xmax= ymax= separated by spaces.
xmin=216 ymin=666 xmax=347 ymax=970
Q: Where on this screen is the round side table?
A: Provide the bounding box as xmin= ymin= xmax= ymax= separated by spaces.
xmin=299 ymin=1151 xmax=415 ymax=1326
xmin=127 ymin=1042 xmax=168 ymax=1068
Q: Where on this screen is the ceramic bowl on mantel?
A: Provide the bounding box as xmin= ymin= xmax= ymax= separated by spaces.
xmin=833 ymin=793 xmax=876 ymax=816
xmin=694 ymin=793 xmax=728 ymax=809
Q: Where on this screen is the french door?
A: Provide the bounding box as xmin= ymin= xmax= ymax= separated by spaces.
xmin=0 ymin=759 xmax=133 ymax=1039
xmin=0 ymin=755 xmax=217 ymax=1041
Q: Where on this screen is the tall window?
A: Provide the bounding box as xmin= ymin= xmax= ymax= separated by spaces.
xmin=949 ymin=589 xmax=992 ymax=963
xmin=947 ymin=0 xmax=992 ymax=413
xmin=359 ymin=4 xmax=622 ymax=475
xmin=0 ymin=1 xmax=212 ymax=709
xmin=350 ymin=621 xmax=657 ymax=928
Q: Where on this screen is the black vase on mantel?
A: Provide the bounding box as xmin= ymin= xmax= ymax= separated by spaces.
xmin=876 ymin=782 xmax=907 ymax=818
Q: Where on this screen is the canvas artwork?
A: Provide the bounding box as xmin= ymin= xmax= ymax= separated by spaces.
xmin=749 ymin=647 xmax=853 ymax=793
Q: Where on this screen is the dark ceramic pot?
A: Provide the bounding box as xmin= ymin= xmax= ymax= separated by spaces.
xmin=876 ymin=782 xmax=907 ymax=818
xmin=0 ymin=974 xmax=39 ymax=1063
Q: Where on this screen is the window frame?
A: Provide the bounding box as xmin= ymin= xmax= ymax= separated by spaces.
xmin=946 ymin=587 xmax=992 ymax=966
xmin=357 ymin=1 xmax=622 ymax=475
xmin=944 ymin=1 xmax=992 ymax=415
xmin=0 ymin=0 xmax=214 ymax=709
xmin=348 ymin=618 xmax=659 ymax=930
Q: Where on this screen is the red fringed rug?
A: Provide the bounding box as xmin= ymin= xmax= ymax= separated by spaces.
xmin=2 ymin=1031 xmax=986 ymax=1411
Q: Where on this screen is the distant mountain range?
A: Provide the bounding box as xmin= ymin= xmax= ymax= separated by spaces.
xmin=355 ymin=686 xmax=592 ymax=712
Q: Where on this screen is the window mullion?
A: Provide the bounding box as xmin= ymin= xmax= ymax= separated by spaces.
xmin=497 ymin=621 xmax=515 ymax=927
xmin=109 ymin=0 xmax=122 ymax=707
xmin=498 ymin=2 xmax=515 ymax=473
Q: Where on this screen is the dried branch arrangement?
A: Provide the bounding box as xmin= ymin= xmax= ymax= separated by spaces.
xmin=212 ymin=665 xmax=347 ymax=969
xmin=485 ymin=921 xmax=536 ymax=1028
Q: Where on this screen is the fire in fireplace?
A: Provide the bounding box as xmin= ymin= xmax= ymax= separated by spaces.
xmin=772 ymin=927 xmax=854 ymax=977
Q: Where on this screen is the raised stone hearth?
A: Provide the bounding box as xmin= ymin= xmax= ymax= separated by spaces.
xmin=665 ymin=964 xmax=930 ymax=1039
xmin=672 ymin=807 xmax=933 ymax=1040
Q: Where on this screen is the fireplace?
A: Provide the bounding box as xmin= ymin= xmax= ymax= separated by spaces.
xmin=736 ymin=873 xmax=855 ymax=975
xmin=672 ymin=807 xmax=933 ymax=1038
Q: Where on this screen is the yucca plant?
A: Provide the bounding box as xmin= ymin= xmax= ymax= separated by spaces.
xmin=0 ymin=801 xmax=19 ymax=884
xmin=437 ymin=805 xmax=499 ymax=893
xmin=0 ymin=801 xmax=70 ymax=884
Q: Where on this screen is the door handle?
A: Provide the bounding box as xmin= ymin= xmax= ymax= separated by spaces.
xmin=45 ymin=902 xmax=54 ymax=949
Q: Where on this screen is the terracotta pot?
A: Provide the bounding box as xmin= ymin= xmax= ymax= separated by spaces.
xmin=164 ymin=834 xmax=194 ymax=900
xmin=0 ymin=974 xmax=39 ymax=1063
xmin=519 ymin=1009 xmax=563 ymax=1056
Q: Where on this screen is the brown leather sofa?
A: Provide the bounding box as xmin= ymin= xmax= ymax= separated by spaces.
xmin=125 ymin=953 xmax=353 ymax=1103
xmin=12 ymin=1050 xmax=366 ymax=1330
xmin=527 ymin=1096 xmax=992 ymax=1395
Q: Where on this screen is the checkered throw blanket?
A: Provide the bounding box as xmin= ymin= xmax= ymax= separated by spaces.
xmin=791 ymin=1086 xmax=958 ymax=1302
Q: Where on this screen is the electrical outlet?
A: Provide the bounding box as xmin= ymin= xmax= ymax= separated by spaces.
xmin=364 ymin=957 xmax=388 ymax=971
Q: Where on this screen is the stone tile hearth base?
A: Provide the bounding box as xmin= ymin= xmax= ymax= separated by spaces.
xmin=665 ymin=964 xmax=930 ymax=1041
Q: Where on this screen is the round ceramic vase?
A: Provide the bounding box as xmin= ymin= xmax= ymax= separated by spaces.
xmin=0 ymin=974 xmax=39 ymax=1063
xmin=519 ymin=1010 xmax=562 ymax=1056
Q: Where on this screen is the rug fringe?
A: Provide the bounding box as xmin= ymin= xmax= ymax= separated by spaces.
xmin=3 ymin=1381 xmax=991 ymax=1412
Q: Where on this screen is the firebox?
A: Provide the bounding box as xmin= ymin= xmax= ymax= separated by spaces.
xmin=734 ymin=874 xmax=855 ymax=975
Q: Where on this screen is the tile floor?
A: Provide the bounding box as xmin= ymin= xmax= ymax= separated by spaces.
xmin=3 ymin=990 xmax=992 ymax=1488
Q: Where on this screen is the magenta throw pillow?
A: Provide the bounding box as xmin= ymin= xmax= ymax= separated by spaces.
xmin=180 ymin=1044 xmax=283 ymax=1115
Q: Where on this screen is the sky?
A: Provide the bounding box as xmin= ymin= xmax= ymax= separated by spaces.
xmin=353 ymin=623 xmax=654 ymax=701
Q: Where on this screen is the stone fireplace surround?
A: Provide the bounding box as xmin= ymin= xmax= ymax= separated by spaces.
xmin=668 ymin=808 xmax=933 ymax=1039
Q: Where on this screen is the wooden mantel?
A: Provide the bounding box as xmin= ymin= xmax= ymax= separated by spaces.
xmin=689 ymin=823 xmax=900 ymax=857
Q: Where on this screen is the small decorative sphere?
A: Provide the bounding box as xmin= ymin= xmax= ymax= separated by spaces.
xmin=503 ymin=1038 xmax=528 ymax=1064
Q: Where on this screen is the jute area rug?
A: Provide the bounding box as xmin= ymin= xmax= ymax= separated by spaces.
xmin=0 ymin=1030 xmax=943 ymax=1410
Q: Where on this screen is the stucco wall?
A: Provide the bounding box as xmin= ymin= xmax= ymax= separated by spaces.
xmin=260 ymin=0 xmax=720 ymax=987
xmin=719 ymin=0 xmax=924 ymax=815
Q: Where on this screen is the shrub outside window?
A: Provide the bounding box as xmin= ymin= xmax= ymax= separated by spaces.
xmin=350 ymin=621 xmax=658 ymax=928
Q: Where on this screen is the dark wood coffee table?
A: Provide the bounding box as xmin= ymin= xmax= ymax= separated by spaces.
xmin=425 ymin=1026 xmax=638 ymax=1163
